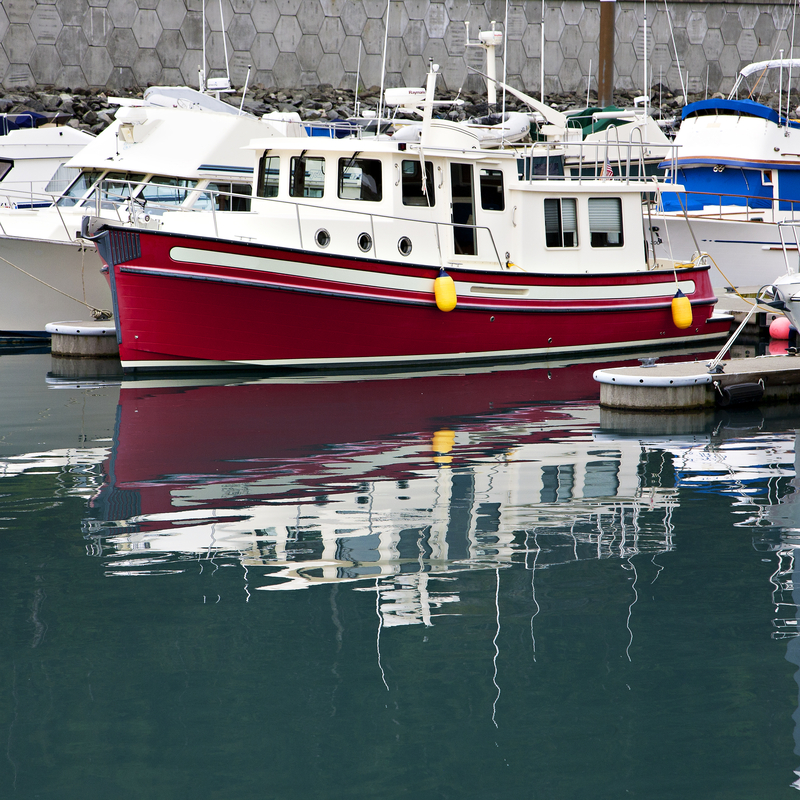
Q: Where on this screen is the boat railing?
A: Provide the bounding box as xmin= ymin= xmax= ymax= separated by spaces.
xmin=94 ymin=178 xmax=508 ymax=270
xmin=0 ymin=181 xmax=58 ymax=209
xmin=777 ymin=221 xmax=800 ymax=275
xmin=657 ymin=186 xmax=800 ymax=223
xmin=518 ymin=130 xmax=678 ymax=185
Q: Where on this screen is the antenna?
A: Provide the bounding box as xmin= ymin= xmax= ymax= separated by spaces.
xmin=239 ymin=65 xmax=252 ymax=114
xmin=201 ymin=0 xmax=207 ymax=91
xmin=540 ymin=0 xmax=545 ymax=103
xmin=376 ymin=0 xmax=391 ymax=135
xmin=219 ymin=0 xmax=232 ymax=91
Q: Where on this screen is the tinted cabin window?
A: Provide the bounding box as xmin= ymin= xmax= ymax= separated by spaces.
xmin=451 ymin=162 xmax=476 ymax=256
xmin=401 ymin=159 xmax=434 ymax=206
xmin=257 ymin=154 xmax=280 ymax=198
xmin=56 ymin=170 xmax=104 ymax=207
xmin=206 ymin=182 xmax=251 ymax=211
xmin=290 ymin=156 xmax=325 ymax=198
xmin=139 ymin=176 xmax=197 ymax=210
xmin=93 ymin=172 xmax=146 ymax=211
xmin=588 ymin=197 xmax=623 ymax=247
xmin=479 ymin=168 xmax=504 ymax=210
xmin=544 ymin=198 xmax=578 ymax=247
xmin=338 ymin=157 xmax=382 ymax=201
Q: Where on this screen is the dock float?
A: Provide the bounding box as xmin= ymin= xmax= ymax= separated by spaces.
xmin=45 ymin=320 xmax=119 ymax=358
xmin=594 ymin=354 xmax=800 ymax=410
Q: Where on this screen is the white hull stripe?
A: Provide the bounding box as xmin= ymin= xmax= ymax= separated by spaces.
xmin=121 ymin=330 xmax=727 ymax=371
xmin=168 ymin=246 xmax=696 ymax=302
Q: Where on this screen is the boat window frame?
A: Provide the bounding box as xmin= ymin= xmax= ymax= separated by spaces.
xmin=256 ymin=153 xmax=281 ymax=198
xmin=479 ymin=168 xmax=505 ymax=211
xmin=543 ymin=197 xmax=579 ymax=248
xmin=588 ymin=196 xmax=624 ymax=248
xmin=401 ymin=158 xmax=435 ymax=207
xmin=56 ymin=169 xmax=105 ymax=207
xmin=338 ymin=156 xmax=382 ymax=202
xmin=290 ymin=154 xmax=325 ymax=199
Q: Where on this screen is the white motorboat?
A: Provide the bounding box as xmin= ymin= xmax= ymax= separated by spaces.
xmin=0 ymin=115 xmax=93 ymax=208
xmin=0 ymin=89 xmax=303 ymax=337
xmin=649 ymin=59 xmax=800 ymax=291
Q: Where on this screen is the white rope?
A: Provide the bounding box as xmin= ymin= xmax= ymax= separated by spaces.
xmin=0 ymin=253 xmax=112 ymax=320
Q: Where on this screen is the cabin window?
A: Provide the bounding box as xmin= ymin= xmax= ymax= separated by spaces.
xmin=201 ymin=182 xmax=252 ymax=212
xmin=338 ymin=157 xmax=382 ymax=201
xmin=544 ymin=198 xmax=578 ymax=247
xmin=139 ymin=176 xmax=198 ymax=210
xmin=56 ymin=169 xmax=104 ymax=207
xmin=257 ymin=154 xmax=280 ymax=198
xmin=0 ymin=158 xmax=12 ymax=182
xmin=588 ymin=197 xmax=623 ymax=247
xmin=401 ymin=159 xmax=435 ymax=206
xmin=762 ymin=169 xmax=773 ymax=186
xmin=290 ymin=155 xmax=325 ymax=198
xmin=480 ymin=169 xmax=505 ymax=211
xmin=92 ymin=172 xmax=147 ymax=210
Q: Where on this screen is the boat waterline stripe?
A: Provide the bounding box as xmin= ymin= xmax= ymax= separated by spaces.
xmin=119 ymin=330 xmax=729 ymax=371
xmin=167 ymin=246 xmax=696 ymax=302
xmin=120 ymin=264 xmax=698 ymax=311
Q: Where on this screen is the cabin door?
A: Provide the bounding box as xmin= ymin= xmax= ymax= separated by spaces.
xmin=450 ymin=163 xmax=476 ymax=256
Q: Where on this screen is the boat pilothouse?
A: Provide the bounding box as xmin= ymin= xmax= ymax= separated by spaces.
xmin=84 ymin=64 xmax=732 ymax=372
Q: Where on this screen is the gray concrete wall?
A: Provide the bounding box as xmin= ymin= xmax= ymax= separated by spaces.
xmin=0 ymin=1 xmax=796 ymax=97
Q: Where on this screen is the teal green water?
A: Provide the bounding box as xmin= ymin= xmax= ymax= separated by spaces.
xmin=0 ymin=352 xmax=799 ymax=799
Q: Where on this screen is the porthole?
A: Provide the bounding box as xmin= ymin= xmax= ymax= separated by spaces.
xmin=357 ymin=232 xmax=372 ymax=252
xmin=398 ymin=236 xmax=412 ymax=256
xmin=315 ymin=228 xmax=331 ymax=248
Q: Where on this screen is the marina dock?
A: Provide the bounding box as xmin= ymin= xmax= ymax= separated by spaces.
xmin=594 ymin=352 xmax=800 ymax=410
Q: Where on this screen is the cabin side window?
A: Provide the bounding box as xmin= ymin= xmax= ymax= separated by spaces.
xmin=401 ymin=159 xmax=435 ymax=206
xmin=290 ymin=155 xmax=325 ymax=198
xmin=338 ymin=157 xmax=382 ymax=201
xmin=479 ymin=169 xmax=504 ymax=211
xmin=257 ymin=154 xmax=280 ymax=198
xmin=544 ymin=198 xmax=578 ymax=248
xmin=206 ymin=182 xmax=251 ymax=212
xmin=139 ymin=176 xmax=198 ymax=211
xmin=588 ymin=197 xmax=624 ymax=247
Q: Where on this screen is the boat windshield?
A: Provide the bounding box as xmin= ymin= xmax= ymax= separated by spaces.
xmin=138 ymin=176 xmax=199 ymax=214
xmin=56 ymin=170 xmax=104 ymax=207
xmin=84 ymin=172 xmax=147 ymax=211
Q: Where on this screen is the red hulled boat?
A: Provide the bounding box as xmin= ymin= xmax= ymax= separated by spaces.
xmin=84 ymin=66 xmax=732 ymax=372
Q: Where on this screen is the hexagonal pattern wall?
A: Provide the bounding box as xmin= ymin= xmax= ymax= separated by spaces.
xmin=0 ymin=0 xmax=794 ymax=96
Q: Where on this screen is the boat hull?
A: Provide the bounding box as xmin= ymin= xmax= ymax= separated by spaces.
xmin=0 ymin=235 xmax=112 ymax=336
xmin=93 ymin=226 xmax=731 ymax=371
xmin=649 ymin=212 xmax=794 ymax=291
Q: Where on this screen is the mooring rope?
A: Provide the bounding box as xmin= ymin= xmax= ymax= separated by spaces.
xmin=0 ymin=252 xmax=112 ymax=320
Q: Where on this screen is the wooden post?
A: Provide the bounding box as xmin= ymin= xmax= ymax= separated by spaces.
xmin=598 ymin=0 xmax=616 ymax=108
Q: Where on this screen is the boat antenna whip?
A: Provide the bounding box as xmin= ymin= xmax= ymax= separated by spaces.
xmin=376 ymin=0 xmax=391 ymax=135
xmin=239 ymin=65 xmax=251 ymax=115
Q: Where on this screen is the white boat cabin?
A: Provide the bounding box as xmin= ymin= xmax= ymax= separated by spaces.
xmin=161 ymin=126 xmax=666 ymax=276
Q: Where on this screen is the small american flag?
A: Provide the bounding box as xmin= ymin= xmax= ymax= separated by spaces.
xmin=604 ymin=162 xmax=614 ymax=178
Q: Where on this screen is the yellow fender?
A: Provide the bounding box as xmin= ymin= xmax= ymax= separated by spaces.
xmin=671 ymin=289 xmax=693 ymax=329
xmin=434 ymin=268 xmax=457 ymax=312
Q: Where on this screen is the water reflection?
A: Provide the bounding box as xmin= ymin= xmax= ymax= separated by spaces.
xmin=2 ymin=352 xmax=800 ymax=796
xmin=67 ymin=356 xmax=794 ymax=627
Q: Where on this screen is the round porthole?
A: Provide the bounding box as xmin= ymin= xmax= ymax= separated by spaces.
xmin=398 ymin=236 xmax=412 ymax=256
xmin=357 ymin=232 xmax=372 ymax=252
xmin=315 ymin=228 xmax=331 ymax=248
